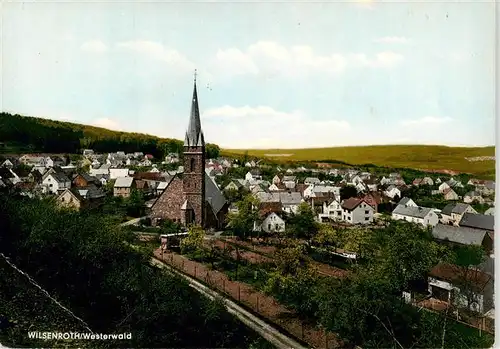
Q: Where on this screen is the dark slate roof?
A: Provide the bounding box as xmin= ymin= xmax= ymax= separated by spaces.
xmin=441 ymin=203 xmax=473 ymax=215
xmin=392 ymin=205 xmax=433 ymax=219
xmin=72 ymin=185 xmax=105 ymax=200
xmin=398 ymin=197 xmax=412 ymax=206
xmin=441 ymin=203 xmax=455 ymax=216
xmin=0 ymin=168 xmax=14 ymax=179
xmin=205 ymin=173 xmax=226 ymax=215
xmin=432 ymin=224 xmax=488 ymax=246
xmin=459 ymin=213 xmax=494 ymax=231
xmin=51 ymin=172 xmax=70 ymax=183
xmin=184 ymin=79 xmax=205 ymax=147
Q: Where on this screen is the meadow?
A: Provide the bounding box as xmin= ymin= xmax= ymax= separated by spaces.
xmin=222 ymin=145 xmax=495 ymax=178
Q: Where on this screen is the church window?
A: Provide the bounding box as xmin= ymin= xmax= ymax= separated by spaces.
xmin=190 ymin=158 xmax=195 ymax=172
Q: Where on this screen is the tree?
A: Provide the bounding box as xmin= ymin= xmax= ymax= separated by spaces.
xmin=287 ymin=202 xmax=318 ymax=242
xmin=180 ymin=225 xmax=205 ymax=254
xmin=340 ymin=185 xmax=358 ymax=200
xmin=126 ymin=189 xmax=146 ymax=217
xmin=227 ymin=195 xmax=261 ymax=240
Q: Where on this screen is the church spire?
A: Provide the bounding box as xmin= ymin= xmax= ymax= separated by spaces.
xmin=184 ymin=69 xmax=205 ymax=147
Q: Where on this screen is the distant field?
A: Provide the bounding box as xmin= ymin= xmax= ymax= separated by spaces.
xmin=222 ymin=145 xmax=496 ymax=177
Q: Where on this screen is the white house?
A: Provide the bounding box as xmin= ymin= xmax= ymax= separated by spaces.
xmin=304 ymin=177 xmax=321 ymax=185
xmin=1 ymin=159 xmax=14 ymax=169
xmin=384 ymin=185 xmax=401 ymax=199
xmin=109 ymin=168 xmax=130 ymax=179
xmin=245 ymin=169 xmax=262 ymax=181
xmin=42 ymin=172 xmax=71 ymax=195
xmin=254 ymin=212 xmax=286 ymax=233
xmin=463 ymin=191 xmax=485 ymax=204
xmin=392 ymin=204 xmax=439 ymax=227
xmin=341 ymin=198 xmax=375 ymax=225
xmin=318 ymin=197 xmax=343 ymax=222
xmin=484 ymin=207 xmax=495 ymax=216
xmin=442 ymin=187 xmax=459 ymax=201
xmin=44 ymin=157 xmax=54 ymax=168
xmin=272 ymin=175 xmax=281 ymax=185
xmin=439 ymin=182 xmax=451 ymax=193
xmin=439 ymin=203 xmax=477 ymax=225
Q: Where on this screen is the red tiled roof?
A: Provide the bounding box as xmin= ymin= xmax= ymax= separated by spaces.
xmin=429 ymin=263 xmax=491 ymax=291
xmin=133 ymin=172 xmax=164 ymax=181
xmin=341 ymin=197 xmax=364 ymax=210
xmin=258 ymin=202 xmax=282 ymax=217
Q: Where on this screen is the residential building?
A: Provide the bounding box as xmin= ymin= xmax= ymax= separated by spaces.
xmin=384 ymin=185 xmax=401 ymax=199
xmin=114 ymin=177 xmax=136 ymax=198
xmin=109 ymin=168 xmax=130 ymax=179
xmin=459 ymin=213 xmax=494 ymax=232
xmin=341 ymin=197 xmax=375 ymax=225
xmin=432 ymin=224 xmax=493 ymax=253
xmin=317 ymin=197 xmax=343 ymax=222
xmin=42 ymin=172 xmax=71 ymax=194
xmin=440 ymin=203 xmax=477 ymax=225
xmin=484 ymin=207 xmax=495 ymax=216
xmin=463 ymin=191 xmax=485 ymax=204
xmin=253 ymin=202 xmax=285 ymax=233
xmin=391 ymin=205 xmax=439 ymax=227
xmin=442 ymin=187 xmax=459 ymax=201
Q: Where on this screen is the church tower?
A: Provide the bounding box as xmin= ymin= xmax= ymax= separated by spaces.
xmin=182 ymin=71 xmax=205 ymax=227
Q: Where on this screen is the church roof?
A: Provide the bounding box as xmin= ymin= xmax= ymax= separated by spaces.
xmin=205 ymin=172 xmax=226 ymax=215
xmin=184 ymin=75 xmax=205 ymax=147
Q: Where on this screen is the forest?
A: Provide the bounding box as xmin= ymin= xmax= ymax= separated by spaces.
xmin=0 ymin=113 xmax=220 ymax=159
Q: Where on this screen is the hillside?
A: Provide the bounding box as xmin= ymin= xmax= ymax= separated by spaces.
xmin=222 ymin=145 xmax=495 ymax=178
xmin=0 ymin=112 xmax=220 ymax=159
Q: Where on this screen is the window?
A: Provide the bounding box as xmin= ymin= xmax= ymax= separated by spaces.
xmin=348 ymin=216 xmax=351 ymax=221
xmin=365 ymin=210 xmax=369 ymax=214
xmin=190 ymin=158 xmax=195 ymax=172
xmin=268 ymin=224 xmax=271 ymax=230
xmin=365 ymin=217 xmax=369 ymax=221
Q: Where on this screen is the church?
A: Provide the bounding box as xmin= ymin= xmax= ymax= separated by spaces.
xmin=150 ymin=75 xmax=228 ymax=229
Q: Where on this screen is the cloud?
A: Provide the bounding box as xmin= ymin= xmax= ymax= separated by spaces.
xmin=201 ymin=105 xmax=351 ymax=148
xmin=373 ymin=36 xmax=409 ymax=44
xmin=400 ymin=116 xmax=453 ymax=126
xmin=80 ymin=40 xmax=107 ymax=53
xmin=92 ymin=118 xmax=121 ymax=130
xmin=116 ymin=40 xmax=195 ymax=72
xmin=210 ymin=41 xmax=403 ymax=78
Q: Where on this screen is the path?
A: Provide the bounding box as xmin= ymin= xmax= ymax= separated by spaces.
xmin=150 ymin=257 xmax=307 ymax=349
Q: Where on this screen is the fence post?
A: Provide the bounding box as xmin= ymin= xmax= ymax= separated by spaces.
xmin=324 ymin=329 xmax=328 ymax=349
xmin=223 ymin=279 xmax=225 ymax=293
xmin=182 ymin=260 xmax=184 ymax=270
xmin=256 ymin=295 xmax=259 ymax=312
xmin=238 ymin=285 xmax=241 ymax=302
xmin=194 ymin=265 xmax=197 ymax=277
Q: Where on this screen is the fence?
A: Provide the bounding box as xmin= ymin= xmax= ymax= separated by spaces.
xmin=155 ymin=250 xmax=341 ymax=349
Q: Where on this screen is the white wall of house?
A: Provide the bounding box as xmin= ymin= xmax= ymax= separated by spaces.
xmin=439 ymin=182 xmax=451 ymax=192
xmin=444 ymin=190 xmax=459 ymax=201
xmin=392 ymin=211 xmax=438 ymax=227
xmin=254 ymin=213 xmax=286 ymax=233
xmin=385 ymin=187 xmax=401 ymax=199
xmin=319 ymin=200 xmax=343 ymax=221
xmin=272 ymin=175 xmax=281 ymax=185
xmin=428 ymin=277 xmax=484 ymax=313
xmin=90 ymin=168 xmax=110 ymax=176
xmin=342 ymin=203 xmax=374 ymax=224
xmin=109 ymin=168 xmax=129 ymax=179
xmin=42 ymin=174 xmax=71 ymax=194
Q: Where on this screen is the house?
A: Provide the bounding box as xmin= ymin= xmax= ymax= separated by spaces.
xmin=113 ymin=177 xmax=136 ymax=198
xmin=94 ymin=173 xmax=109 ymax=186
xmin=396 ymin=197 xmax=417 ymax=207
xmin=391 ymin=204 xmax=439 ymax=227
xmin=459 ymin=213 xmax=494 ymax=232
xmin=224 ymin=180 xmax=244 ymax=192
xmin=268 ymin=183 xmax=286 ymax=192
xmin=165 ymin=153 xmax=180 ymax=164
xmin=1 ymin=159 xmax=14 ymax=169
xmin=362 ymin=192 xmax=389 ymax=213
xmin=90 ymin=164 xmax=111 ymax=176
xmin=245 ymin=169 xmax=262 ymax=181
xmin=439 ymin=182 xmax=451 ymax=193
xmin=463 ymin=191 xmax=485 ymax=204
xmin=440 ymin=203 xmax=477 ymax=225
xmin=82 ymin=149 xmax=94 ymax=156
xmin=304 ymin=177 xmax=321 ymax=185
xmin=341 ymin=198 xmax=375 ymax=225
xmin=272 ymin=175 xmax=282 ymax=185
xmin=384 ymin=185 xmax=401 ymax=200
xmin=72 ymin=173 xmax=99 ymax=188
xmin=42 ymin=172 xmax=71 ymax=194
xmin=139 ymin=158 xmax=152 ymax=167
xmin=428 ymin=263 xmax=493 ymax=314
xmin=432 ymin=224 xmax=493 ymax=253
xmin=476 ymin=181 xmax=495 ymax=196
xmin=484 ymin=207 xmax=495 ymax=216
xmin=0 ymin=168 xmax=21 ymax=186
xmin=363 ymin=178 xmax=378 ymax=191
xmin=442 ymin=187 xmax=459 ymax=201
xmin=255 ymin=191 xmax=303 ymax=214
xmin=413 ymin=177 xmax=434 ymax=186
xmin=253 ymin=202 xmax=285 ymax=233
xmin=57 ymin=185 xmax=105 ymax=211
xmin=149 ymin=167 xmax=160 ymax=173
xmin=317 ymin=197 xmax=343 ymax=222
xmin=282 ymin=175 xmax=296 ymax=184
xmin=109 ymin=168 xmax=130 ymax=179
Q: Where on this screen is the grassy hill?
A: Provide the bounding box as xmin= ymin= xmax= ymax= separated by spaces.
xmin=222 ymin=145 xmax=495 ymax=178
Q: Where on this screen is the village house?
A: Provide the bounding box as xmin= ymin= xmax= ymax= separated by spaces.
xmin=41 ymin=171 xmax=71 ymax=195
xmin=463 ymin=191 xmax=485 ymax=204
xmin=384 ymin=185 xmax=401 ymax=200
xmin=109 ymin=167 xmax=130 ymax=179
xmin=224 ymin=179 xmax=245 ymax=192
xmin=391 ymin=197 xmax=438 ymax=227
xmin=113 ymin=177 xmax=136 ymax=198
xmin=1 ymin=159 xmax=14 ymax=169
xmin=439 ymin=203 xmax=477 ymax=226
xmin=431 ymin=224 xmax=493 ymax=253
xmin=304 ymin=177 xmax=321 ymax=185
xmin=72 ymin=173 xmax=99 ymax=188
xmin=341 ymin=197 xmax=375 ymax=225
xmin=253 ymin=202 xmax=286 ymax=233
xmin=363 ymin=177 xmax=378 ymax=191
xmin=438 ymin=182 xmax=451 ymax=193
xmin=412 ymin=177 xmax=434 ymax=186
xmin=442 ymin=187 xmax=459 ymax=201
xmin=165 ymin=153 xmax=180 ymax=164
xmin=428 ymin=263 xmax=493 ymax=314
xmin=272 ymin=174 xmax=282 ymax=185
xmin=245 ymin=169 xmax=262 ymax=181
xmin=89 ymin=164 xmax=111 ymax=176
xmin=57 ymin=186 xmax=105 ymax=211
xmin=317 ymin=196 xmax=343 ymax=222
xmin=484 ymin=207 xmax=495 ymax=216
xmin=82 ymin=149 xmax=94 ymax=157
xmin=0 ymin=168 xmax=21 ymax=186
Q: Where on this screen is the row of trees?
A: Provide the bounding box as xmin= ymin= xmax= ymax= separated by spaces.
xmin=0 ymin=188 xmax=265 ymax=348
xmin=0 ymin=113 xmax=220 ymax=159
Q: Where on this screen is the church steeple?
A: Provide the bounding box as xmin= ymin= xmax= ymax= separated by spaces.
xmin=184 ymin=69 xmax=205 ymax=147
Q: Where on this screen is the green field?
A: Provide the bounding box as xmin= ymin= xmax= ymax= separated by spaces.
xmin=222 ymin=145 xmax=495 ymax=177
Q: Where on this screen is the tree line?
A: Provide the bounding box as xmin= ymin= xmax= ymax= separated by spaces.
xmin=0 ymin=113 xmax=220 ymax=159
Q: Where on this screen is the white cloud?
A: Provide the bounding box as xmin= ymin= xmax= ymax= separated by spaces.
xmin=116 ymin=40 xmax=195 ymax=72
xmin=80 ymin=40 xmax=108 ymax=53
xmin=373 ymin=36 xmax=409 ymax=44
xmin=92 ymin=118 xmax=121 ymax=130
xmin=201 ymin=105 xmax=351 ymax=148
xmin=400 ymin=116 xmax=453 ymax=126
xmin=210 ymin=41 xmax=403 ymax=78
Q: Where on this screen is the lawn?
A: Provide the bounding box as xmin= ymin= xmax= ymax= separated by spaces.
xmin=222 ymin=145 xmax=495 ymax=178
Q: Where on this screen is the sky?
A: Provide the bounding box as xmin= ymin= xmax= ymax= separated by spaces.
xmin=1 ymin=0 xmax=496 ymax=149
